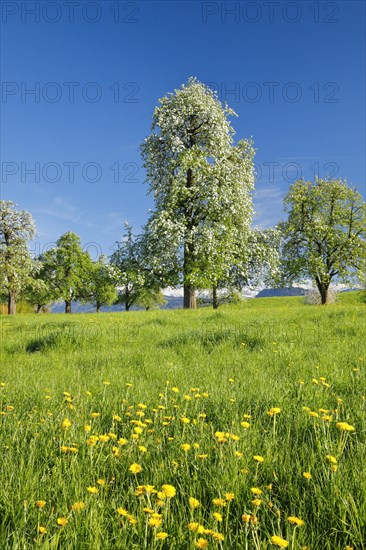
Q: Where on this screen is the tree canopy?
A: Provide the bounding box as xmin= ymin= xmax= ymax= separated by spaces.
xmin=42 ymin=232 xmax=93 ymax=313
xmin=0 ymin=200 xmax=36 ymax=314
xmin=279 ymin=178 xmax=366 ymax=304
xmin=141 ymin=78 xmax=255 ymax=308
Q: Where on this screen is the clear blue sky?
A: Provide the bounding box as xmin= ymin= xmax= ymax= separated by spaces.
xmin=1 ymin=0 xmax=365 ymax=258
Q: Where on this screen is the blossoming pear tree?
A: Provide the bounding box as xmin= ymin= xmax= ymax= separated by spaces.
xmin=0 ymin=200 xmax=36 ymax=314
xmin=141 ymin=78 xmax=255 ymax=308
xmin=279 ymin=178 xmax=366 ymax=304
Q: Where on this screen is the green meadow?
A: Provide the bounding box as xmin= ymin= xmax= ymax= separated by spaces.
xmin=0 ymin=293 xmax=365 ymax=549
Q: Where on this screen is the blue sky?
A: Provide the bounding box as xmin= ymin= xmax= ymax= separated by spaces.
xmin=1 ymin=0 xmax=365 ymax=258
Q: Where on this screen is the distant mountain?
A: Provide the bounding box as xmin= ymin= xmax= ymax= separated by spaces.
xmin=255 ymin=287 xmax=306 ymax=298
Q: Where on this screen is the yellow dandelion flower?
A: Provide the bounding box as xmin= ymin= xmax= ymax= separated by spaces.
xmin=212 ymin=532 xmax=224 ymax=541
xmin=87 ymin=486 xmax=98 ymax=494
xmin=251 ymin=499 xmax=262 ymax=507
xmin=38 ymin=526 xmax=47 ymax=534
xmin=61 ymin=418 xmax=71 ymax=430
xmin=189 ymin=497 xmax=200 ymax=509
xmin=148 ymin=517 xmax=162 ymax=528
xmin=250 ymin=488 xmax=263 ymax=495
xmin=161 ymin=484 xmax=176 ymax=498
xmin=117 ymin=507 xmax=128 ymax=516
xmin=129 ymin=463 xmax=142 ymax=474
xmin=195 ymin=538 xmax=209 ymax=549
xmin=242 ymin=514 xmax=250 ymax=523
xmin=35 ymin=500 xmax=46 ymax=509
xmin=127 ymin=514 xmax=137 ymax=525
xmin=240 ymin=421 xmax=250 ymax=429
xmin=156 ymin=532 xmax=169 ymax=540
xmin=267 ymin=407 xmax=281 ymax=416
xmin=253 ymin=455 xmax=264 ymax=463
xmin=303 ymin=472 xmax=312 ymax=480
xmin=181 ymin=443 xmax=191 ymax=452
xmin=213 ymin=512 xmax=223 ymax=522
xmin=336 ymin=422 xmax=355 ymax=432
xmin=325 ymin=455 xmax=337 ymax=464
xmin=112 ymin=446 xmax=121 ymax=458
xmin=212 ymin=498 xmax=226 ymax=507
xmin=187 ymin=522 xmax=200 ymax=531
xmin=56 ymin=517 xmax=68 ymax=527
xmin=271 ymin=535 xmax=289 ymax=547
xmin=97 ymin=479 xmax=106 ymax=486
xmin=287 ymin=516 xmax=304 ymax=526
xmin=225 ymin=492 xmax=235 ymax=501
xmin=71 ymin=501 xmax=85 ymax=512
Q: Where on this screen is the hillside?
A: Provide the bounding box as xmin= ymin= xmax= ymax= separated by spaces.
xmin=0 ymin=292 xmax=365 ymax=549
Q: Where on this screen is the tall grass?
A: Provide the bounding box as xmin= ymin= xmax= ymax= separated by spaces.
xmin=0 ymin=293 xmax=365 ymax=549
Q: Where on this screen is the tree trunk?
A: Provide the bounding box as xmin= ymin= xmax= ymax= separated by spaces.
xmin=320 ymin=285 xmax=329 ymax=305
xmin=183 ymin=239 xmax=196 ymax=309
xmin=184 ymin=285 xmax=196 ymax=309
xmin=212 ymin=287 xmax=219 ymax=309
xmin=65 ymin=300 xmax=72 ymax=314
xmin=182 ymin=163 xmax=197 ymax=310
xmin=316 ymin=281 xmax=329 ymax=305
xmin=36 ymin=304 xmax=42 ymax=314
xmin=8 ymin=290 xmax=16 ymax=315
xmin=96 ymin=301 xmax=101 ymax=313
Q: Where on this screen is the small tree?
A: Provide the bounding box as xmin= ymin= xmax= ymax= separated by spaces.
xmin=110 ymin=224 xmax=146 ymax=311
xmin=0 ymin=201 xmax=36 ymax=314
xmin=209 ymin=227 xmax=282 ymax=308
xmin=86 ymin=255 xmax=117 ymax=313
xmin=279 ymin=179 xmax=366 ymax=304
xmin=23 ymin=257 xmax=57 ymax=313
xmin=135 ymin=288 xmax=167 ymax=311
xmin=43 ymin=232 xmax=93 ymax=313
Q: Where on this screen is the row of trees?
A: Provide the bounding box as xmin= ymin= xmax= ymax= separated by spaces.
xmin=1 ymin=79 xmax=365 ymax=314
xmin=0 ymin=215 xmax=167 ymax=314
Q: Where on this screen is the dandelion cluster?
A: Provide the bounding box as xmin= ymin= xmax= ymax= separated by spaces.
xmin=0 ymin=329 xmax=364 ymax=550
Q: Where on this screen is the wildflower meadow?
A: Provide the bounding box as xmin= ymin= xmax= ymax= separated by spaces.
xmin=0 ymin=292 xmax=365 ymax=549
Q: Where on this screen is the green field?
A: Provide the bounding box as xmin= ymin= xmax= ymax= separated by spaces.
xmin=0 ymin=293 xmax=365 ymax=549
